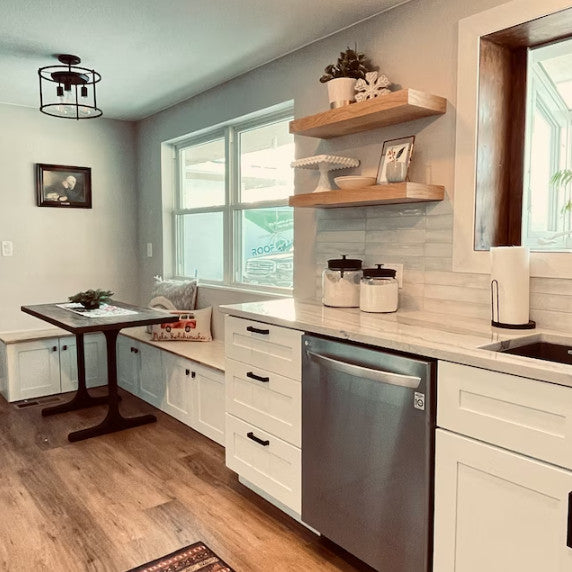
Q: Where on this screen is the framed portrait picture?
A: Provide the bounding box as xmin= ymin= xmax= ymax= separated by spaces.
xmin=36 ymin=164 xmax=92 ymax=208
xmin=376 ymin=136 xmax=415 ymax=184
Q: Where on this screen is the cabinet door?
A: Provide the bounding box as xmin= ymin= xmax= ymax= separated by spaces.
xmin=162 ymin=353 xmax=193 ymax=425
xmin=60 ymin=334 xmax=108 ymax=392
xmin=192 ymin=363 xmax=225 ymax=446
xmin=138 ymin=344 xmax=164 ymax=407
xmin=225 ymin=413 xmax=301 ymax=513
xmin=7 ymin=339 xmax=61 ymax=401
xmin=434 ymin=429 xmax=572 ymax=572
xmin=117 ymin=337 xmax=140 ymax=396
xmin=225 ymin=316 xmax=302 ymax=379
xmin=226 ymin=357 xmax=300 ymax=446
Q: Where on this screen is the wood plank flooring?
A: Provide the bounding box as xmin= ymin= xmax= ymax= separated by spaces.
xmin=0 ymin=389 xmax=373 ymax=571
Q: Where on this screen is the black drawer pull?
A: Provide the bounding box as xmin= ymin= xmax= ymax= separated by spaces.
xmin=567 ymin=491 xmax=572 ymax=548
xmin=61 ymin=345 xmax=68 ymax=351
xmin=247 ymin=431 xmax=269 ymax=446
xmin=246 ymin=325 xmax=270 ymax=335
xmin=185 ymin=369 xmax=190 ymax=376
xmin=246 ymin=371 xmax=270 ymax=382
xmin=52 ymin=346 xmax=58 ymax=352
xmin=130 ymin=347 xmax=139 ymax=354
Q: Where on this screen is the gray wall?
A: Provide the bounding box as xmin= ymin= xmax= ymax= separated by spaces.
xmin=136 ymin=0 xmax=572 ymax=332
xmin=0 ymin=105 xmax=139 ymax=331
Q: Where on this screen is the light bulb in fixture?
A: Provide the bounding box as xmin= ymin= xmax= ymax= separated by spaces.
xmin=56 ymin=85 xmax=64 ymax=97
xmin=81 ymin=85 xmax=88 ymax=98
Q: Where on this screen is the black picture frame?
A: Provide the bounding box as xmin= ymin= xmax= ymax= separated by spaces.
xmin=36 ymin=163 xmax=92 ymax=208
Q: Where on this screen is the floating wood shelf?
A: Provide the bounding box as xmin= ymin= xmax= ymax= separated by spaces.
xmin=289 ymin=88 xmax=447 ymax=139
xmin=288 ymin=182 xmax=445 ymax=208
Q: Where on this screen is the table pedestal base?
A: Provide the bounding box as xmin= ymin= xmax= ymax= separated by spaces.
xmin=42 ymin=390 xmax=110 ymax=417
xmin=68 ymin=411 xmax=157 ymax=442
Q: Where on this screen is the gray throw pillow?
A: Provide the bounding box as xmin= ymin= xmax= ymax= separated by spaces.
xmin=150 ymin=276 xmax=198 ymax=310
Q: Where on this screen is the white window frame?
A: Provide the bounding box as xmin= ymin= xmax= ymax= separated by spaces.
xmin=172 ymin=104 xmax=294 ymax=293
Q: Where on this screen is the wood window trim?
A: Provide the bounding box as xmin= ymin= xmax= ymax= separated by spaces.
xmin=474 ymin=7 xmax=572 ymax=250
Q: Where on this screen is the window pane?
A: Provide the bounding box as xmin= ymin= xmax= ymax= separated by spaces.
xmin=180 ymin=139 xmax=225 ymax=209
xmin=238 ymin=207 xmax=293 ymax=288
xmin=178 ymin=212 xmax=224 ymax=281
xmin=528 ymin=109 xmax=553 ymax=233
xmin=239 ymin=119 xmax=294 ymax=203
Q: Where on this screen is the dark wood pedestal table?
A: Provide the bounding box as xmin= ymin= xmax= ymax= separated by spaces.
xmin=21 ymin=301 xmax=177 ymax=442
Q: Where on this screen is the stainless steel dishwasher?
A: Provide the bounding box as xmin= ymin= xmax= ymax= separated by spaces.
xmin=302 ymin=334 xmax=436 ymax=572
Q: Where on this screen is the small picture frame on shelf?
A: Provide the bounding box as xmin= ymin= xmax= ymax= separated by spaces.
xmin=377 ymin=136 xmax=415 ymax=184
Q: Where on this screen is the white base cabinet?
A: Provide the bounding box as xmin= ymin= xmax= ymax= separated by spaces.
xmin=434 ymin=429 xmax=572 ymax=572
xmin=163 ymin=352 xmax=225 ymax=445
xmin=224 ymin=315 xmax=303 ymax=515
xmin=435 ymin=360 xmax=572 ymax=572
xmin=0 ymin=334 xmax=107 ymax=402
xmin=118 ymin=336 xmax=225 ymax=446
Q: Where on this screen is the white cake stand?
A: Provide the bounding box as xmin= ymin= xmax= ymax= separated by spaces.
xmin=291 ymin=154 xmax=360 ymax=193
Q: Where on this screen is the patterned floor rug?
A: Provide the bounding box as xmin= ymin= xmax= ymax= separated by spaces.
xmin=127 ymin=541 xmax=235 ymax=572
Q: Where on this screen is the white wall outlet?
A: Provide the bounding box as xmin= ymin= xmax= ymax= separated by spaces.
xmin=1 ymin=241 xmax=13 ymax=257
xmin=384 ymin=263 xmax=403 ymax=288
xmin=146 ymin=242 xmax=153 ymax=257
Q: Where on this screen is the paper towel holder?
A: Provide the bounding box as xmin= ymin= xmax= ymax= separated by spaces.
xmin=490 ymin=279 xmax=536 ymax=329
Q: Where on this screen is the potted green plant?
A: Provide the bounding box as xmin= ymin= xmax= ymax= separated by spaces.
xmin=69 ymin=289 xmax=114 ymax=310
xmin=319 ymin=46 xmax=373 ymax=108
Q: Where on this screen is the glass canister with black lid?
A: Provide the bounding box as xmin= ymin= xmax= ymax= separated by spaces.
xmin=322 ymin=255 xmax=363 ymax=307
xmin=360 ymin=264 xmax=399 ymax=313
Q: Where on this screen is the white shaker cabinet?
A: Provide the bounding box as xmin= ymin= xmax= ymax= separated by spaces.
xmin=117 ymin=336 xmax=225 ymax=446
xmin=0 ymin=334 xmax=107 ymax=402
xmin=59 ymin=334 xmax=108 ymax=392
xmin=224 ymin=315 xmax=303 ymax=515
xmin=434 ymin=361 xmax=572 ymax=572
xmin=162 ymin=352 xmax=225 ymax=446
xmin=117 ymin=338 xmax=164 ymax=407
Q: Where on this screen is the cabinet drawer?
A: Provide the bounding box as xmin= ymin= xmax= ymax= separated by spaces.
xmin=226 ymin=358 xmax=301 ymax=447
xmin=225 ymin=316 xmax=302 ymax=380
xmin=225 ymin=413 xmax=301 ymax=513
xmin=438 ymin=361 xmax=572 ymax=470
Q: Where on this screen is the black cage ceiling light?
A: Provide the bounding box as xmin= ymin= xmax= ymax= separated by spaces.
xmin=38 ymin=54 xmax=102 ymax=120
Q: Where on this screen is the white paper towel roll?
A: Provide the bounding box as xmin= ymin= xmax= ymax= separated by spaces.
xmin=490 ymin=246 xmax=530 ymax=326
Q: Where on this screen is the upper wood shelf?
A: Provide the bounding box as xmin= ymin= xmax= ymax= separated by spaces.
xmin=288 ymin=182 xmax=445 ymax=208
xmin=289 ymin=88 xmax=447 ymax=139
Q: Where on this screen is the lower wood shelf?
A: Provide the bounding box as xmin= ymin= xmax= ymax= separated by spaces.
xmin=288 ymin=182 xmax=445 ymax=208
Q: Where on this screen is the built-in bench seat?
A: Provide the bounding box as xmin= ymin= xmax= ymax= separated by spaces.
xmin=120 ymin=326 xmax=225 ymax=372
xmin=0 ymin=326 xmax=225 ymax=372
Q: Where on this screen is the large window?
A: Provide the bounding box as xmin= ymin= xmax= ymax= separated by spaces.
xmin=174 ymin=107 xmax=294 ymax=290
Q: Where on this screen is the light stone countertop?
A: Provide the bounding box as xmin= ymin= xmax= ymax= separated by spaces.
xmin=220 ymin=298 xmax=572 ymax=388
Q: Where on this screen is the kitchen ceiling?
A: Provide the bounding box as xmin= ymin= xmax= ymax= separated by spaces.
xmin=0 ymin=0 xmax=408 ymax=121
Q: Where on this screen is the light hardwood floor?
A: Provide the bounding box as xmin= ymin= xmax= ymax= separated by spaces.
xmin=0 ymin=389 xmax=373 ymax=572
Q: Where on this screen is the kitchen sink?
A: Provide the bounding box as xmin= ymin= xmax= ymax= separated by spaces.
xmin=480 ymin=334 xmax=572 ymax=366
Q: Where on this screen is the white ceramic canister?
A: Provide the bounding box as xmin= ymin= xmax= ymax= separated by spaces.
xmin=359 ymin=265 xmax=398 ymax=313
xmin=322 ymin=255 xmax=363 ymax=307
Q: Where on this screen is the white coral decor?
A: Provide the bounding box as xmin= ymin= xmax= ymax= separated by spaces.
xmin=355 ymin=71 xmax=391 ymax=102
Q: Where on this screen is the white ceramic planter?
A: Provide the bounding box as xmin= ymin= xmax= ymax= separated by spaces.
xmin=327 ymin=78 xmax=357 ymax=108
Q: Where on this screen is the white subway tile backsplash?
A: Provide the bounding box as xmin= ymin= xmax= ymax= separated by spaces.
xmin=316 ymin=231 xmax=366 ymax=243
xmin=366 ymin=216 xmax=426 ymax=231
xmin=424 ymin=284 xmax=489 ymax=305
xmin=424 ymin=243 xmax=453 ymax=258
xmin=365 ymin=229 xmax=426 ymax=244
xmin=310 ymin=197 xmax=572 ymax=332
xmin=425 ymin=228 xmax=453 ymax=243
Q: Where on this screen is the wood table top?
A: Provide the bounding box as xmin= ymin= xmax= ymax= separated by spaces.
xmin=21 ymin=300 xmax=177 ymax=335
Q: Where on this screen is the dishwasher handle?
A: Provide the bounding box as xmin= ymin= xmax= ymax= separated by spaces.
xmin=307 ymin=350 xmax=421 ymax=389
